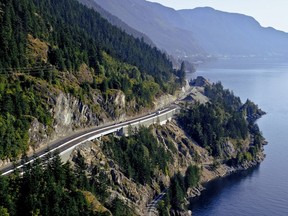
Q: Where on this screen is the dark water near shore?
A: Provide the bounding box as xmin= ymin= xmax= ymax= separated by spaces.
xmin=187 ymin=61 xmax=288 ymax=216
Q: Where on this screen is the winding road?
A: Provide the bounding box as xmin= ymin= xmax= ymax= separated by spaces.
xmin=147 ymin=189 xmax=168 ymax=216
xmin=0 ymin=105 xmax=178 ymax=176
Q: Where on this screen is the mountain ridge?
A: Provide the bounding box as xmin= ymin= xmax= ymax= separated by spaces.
xmin=88 ymin=0 xmax=206 ymax=61
xmin=78 ymin=0 xmax=155 ymax=46
xmin=92 ymin=0 xmax=288 ymax=62
xmin=0 ymin=1 xmax=268 ymax=215
xmin=178 ymin=7 xmax=288 ymax=56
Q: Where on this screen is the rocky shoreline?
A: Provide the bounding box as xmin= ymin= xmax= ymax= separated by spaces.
xmin=166 ymin=77 xmax=268 ymax=216
xmin=176 ymin=146 xmax=266 ymax=216
xmin=0 ymin=77 xmax=267 ymax=216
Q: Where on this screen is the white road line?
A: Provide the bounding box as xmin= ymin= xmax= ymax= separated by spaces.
xmin=1 ymin=107 xmax=177 ymax=176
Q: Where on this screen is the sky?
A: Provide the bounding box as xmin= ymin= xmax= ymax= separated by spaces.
xmin=148 ymin=0 xmax=288 ymax=33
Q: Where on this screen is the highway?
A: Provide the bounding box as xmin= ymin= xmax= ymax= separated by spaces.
xmin=0 ymin=106 xmax=178 ymax=176
xmin=147 ymin=188 xmax=168 ymax=216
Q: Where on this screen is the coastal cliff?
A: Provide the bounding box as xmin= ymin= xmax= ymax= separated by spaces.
xmin=0 ymin=0 xmax=267 ymax=215
xmin=65 ymin=76 xmax=266 ymax=215
xmin=0 ymin=76 xmax=266 ymax=216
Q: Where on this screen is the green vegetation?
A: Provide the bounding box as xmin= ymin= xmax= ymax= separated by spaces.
xmin=168 ymin=166 xmax=200 ymax=210
xmin=0 ymin=0 xmax=184 ymax=160
xmin=179 ymin=82 xmax=264 ymax=160
xmin=0 ymin=125 xmax=201 ymax=216
xmin=0 ymin=0 xmax=267 ymax=215
xmin=185 ymin=165 xmax=201 ymax=189
xmin=0 ymin=155 xmax=134 ymax=216
xmin=102 ymin=127 xmax=173 ymax=185
xmin=0 ymin=153 xmax=133 ymax=216
xmin=100 ymin=53 xmax=161 ymax=108
xmin=94 ymin=127 xmax=201 ymax=214
xmin=0 ymin=0 xmax=178 ymax=90
xmin=175 ymin=62 xmax=186 ymax=86
xmin=242 ymin=99 xmax=266 ymax=123
xmin=158 ymin=165 xmax=200 ymax=214
xmin=178 ymin=82 xmax=248 ymax=157
xmin=0 ymin=76 xmax=52 ymax=159
xmin=108 ymin=198 xmax=134 ymax=216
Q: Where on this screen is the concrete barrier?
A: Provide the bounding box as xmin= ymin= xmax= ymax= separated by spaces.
xmin=60 ymin=107 xmax=178 ymax=162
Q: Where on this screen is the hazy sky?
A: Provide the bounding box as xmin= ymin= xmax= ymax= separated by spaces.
xmin=148 ymin=0 xmax=288 ymax=32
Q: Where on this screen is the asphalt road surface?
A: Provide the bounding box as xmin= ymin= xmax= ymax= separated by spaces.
xmin=0 ymin=106 xmax=177 ymax=176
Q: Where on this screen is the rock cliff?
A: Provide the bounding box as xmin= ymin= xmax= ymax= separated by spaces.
xmin=24 ymin=76 xmax=266 ymax=216
xmin=28 ymin=86 xmax=128 ymax=151
xmin=68 ymin=119 xmax=265 ymax=215
xmin=64 ymin=77 xmax=266 ymax=215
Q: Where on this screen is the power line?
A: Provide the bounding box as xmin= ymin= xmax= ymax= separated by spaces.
xmin=0 ymin=65 xmax=56 ymax=71
xmin=0 ymin=65 xmax=64 ymax=75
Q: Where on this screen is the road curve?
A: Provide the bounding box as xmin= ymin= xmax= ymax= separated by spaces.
xmin=147 ymin=188 xmax=168 ymax=216
xmin=0 ymin=106 xmax=178 ymax=176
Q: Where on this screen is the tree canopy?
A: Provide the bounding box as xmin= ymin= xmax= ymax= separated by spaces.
xmin=0 ymin=0 xmax=182 ymax=160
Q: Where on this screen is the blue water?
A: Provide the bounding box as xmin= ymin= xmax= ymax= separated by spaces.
xmin=187 ymin=61 xmax=288 ymax=216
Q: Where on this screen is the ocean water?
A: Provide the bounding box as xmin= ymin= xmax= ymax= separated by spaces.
xmin=187 ymin=61 xmax=288 ymax=216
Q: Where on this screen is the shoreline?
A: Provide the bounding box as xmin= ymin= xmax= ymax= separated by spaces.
xmin=176 ymin=78 xmax=268 ymax=215
xmin=185 ymin=150 xmax=265 ymax=216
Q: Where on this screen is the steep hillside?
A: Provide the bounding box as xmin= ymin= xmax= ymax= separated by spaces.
xmin=91 ymin=0 xmax=206 ymax=61
xmin=78 ymin=0 xmax=155 ymax=46
xmin=93 ymin=0 xmax=288 ymax=61
xmin=0 ymin=78 xmax=266 ymax=216
xmin=0 ymin=0 xmax=268 ymax=215
xmin=0 ymin=0 xmax=183 ymax=161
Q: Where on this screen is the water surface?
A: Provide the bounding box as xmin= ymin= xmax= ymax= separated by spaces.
xmin=187 ymin=61 xmax=288 ymax=216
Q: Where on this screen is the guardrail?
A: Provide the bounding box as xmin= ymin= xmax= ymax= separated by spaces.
xmin=1 ymin=106 xmax=179 ymax=176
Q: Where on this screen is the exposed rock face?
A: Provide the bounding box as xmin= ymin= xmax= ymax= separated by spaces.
xmin=69 ymin=141 xmax=153 ymax=216
xmin=67 ymin=118 xmax=216 ymax=215
xmin=28 ymin=89 xmax=127 ymax=150
xmin=187 ymin=185 xmax=204 ymax=198
xmin=28 ymin=118 xmax=48 ymax=150
xmin=65 ymin=79 xmax=266 ymax=215
xmin=28 ymin=92 xmax=99 ymax=149
xmin=182 ymin=87 xmax=209 ymax=104
xmin=104 ymin=90 xmax=126 ymax=120
xmin=67 ymin=113 xmax=265 ymax=215
xmin=27 ymin=76 xmax=191 ymax=154
xmin=154 ymin=94 xmax=177 ymax=110
xmin=52 ymin=92 xmax=98 ymax=132
xmin=153 ymin=79 xmax=192 ymax=110
xmin=27 ymin=76 xmax=265 ymax=215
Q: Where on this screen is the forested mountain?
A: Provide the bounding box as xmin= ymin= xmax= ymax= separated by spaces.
xmin=93 ymin=0 xmax=288 ymax=61
xmin=0 ymin=0 xmax=268 ymax=215
xmin=0 ymin=0 xmax=174 ymax=82
xmin=0 ymin=0 xmax=182 ymax=160
xmin=0 ymin=77 xmax=266 ymax=216
xmin=78 ymin=0 xmax=155 ymax=46
xmin=90 ymin=0 xmax=206 ymax=62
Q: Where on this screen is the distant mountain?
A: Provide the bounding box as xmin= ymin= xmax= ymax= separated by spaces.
xmin=90 ymin=0 xmax=206 ymax=62
xmin=179 ymin=7 xmax=288 ymax=58
xmin=78 ymin=0 xmax=155 ymax=46
xmin=93 ymin=0 xmax=288 ymax=61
